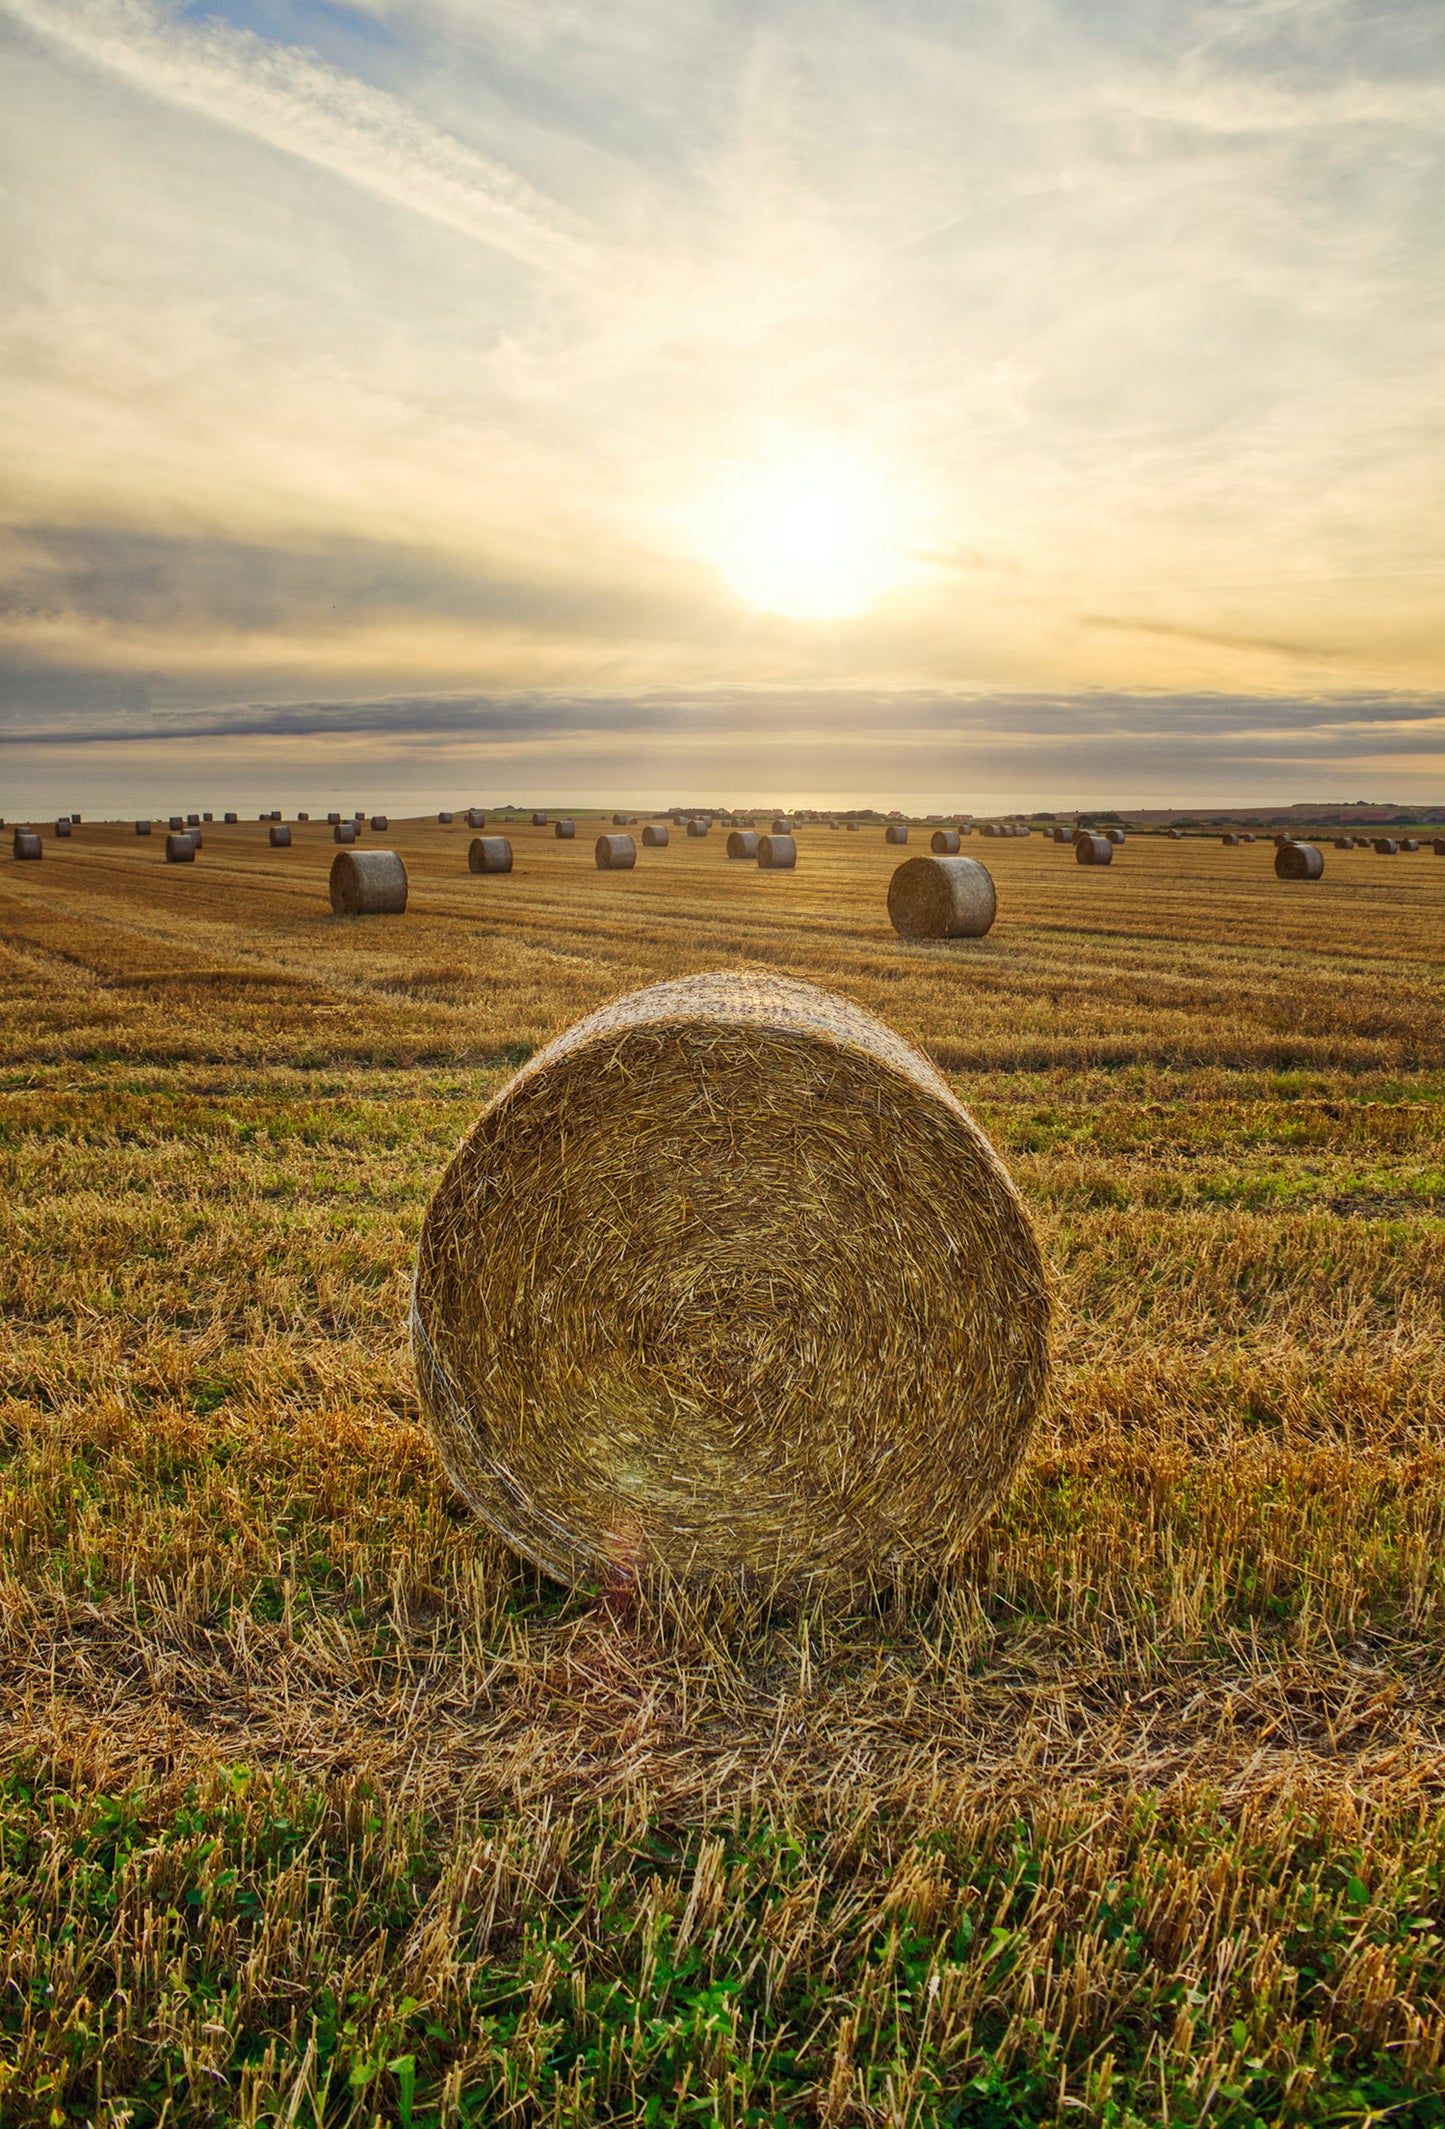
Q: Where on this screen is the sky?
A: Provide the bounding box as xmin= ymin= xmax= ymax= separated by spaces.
xmin=1 ymin=0 xmax=1441 ymax=814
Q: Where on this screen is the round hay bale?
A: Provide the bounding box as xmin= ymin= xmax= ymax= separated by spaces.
xmin=845 ymin=820 xmax=859 ymax=832
xmin=223 ymin=811 xmax=238 ymax=824
xmin=168 ymin=815 xmax=184 ymax=830
xmin=1401 ymin=837 xmax=1420 ymax=852
xmin=54 ymin=818 xmax=72 ymax=838
xmin=532 ymin=812 xmax=550 ymax=828
xmin=333 ymin=820 xmax=357 ymax=844
xmin=13 ymin=831 xmax=42 ymax=860
xmin=298 ymin=812 xmax=310 ymax=822
xmin=931 ymin=828 xmax=962 ymax=854
xmin=466 ymin=809 xmax=486 ymax=829
xmin=187 ymin=827 xmax=204 ymax=849
xmin=165 ymin=832 xmax=195 ymax=864
xmin=1434 ymin=839 xmax=1445 ymax=856
xmin=70 ymin=814 xmax=82 ymax=824
xmin=411 ymin=970 xmax=1050 ymax=1592
xmin=727 ymin=830 xmax=759 ymax=859
xmin=327 ymin=811 xmax=342 ymax=825
xmin=1374 ymin=837 xmax=1398 ymax=854
xmin=686 ymin=818 xmax=709 ymax=837
xmin=1075 ymin=833 xmax=1113 ymax=866
xmin=885 ymin=824 xmax=909 ymax=845
xmin=438 ymin=810 xmax=454 ymax=824
xmin=611 ymin=813 xmax=628 ymax=827
xmin=595 ymin=832 xmax=636 ymax=870
xmin=186 ymin=814 xmax=200 ymax=827
xmin=1105 ymin=828 xmax=1125 ymax=846
xmin=888 ymin=855 xmax=996 ymax=939
xmin=468 ymin=836 xmax=512 ymax=874
xmin=555 ymin=818 xmax=576 ymax=839
xmin=1274 ymin=833 xmax=1294 ymax=849
xmin=1166 ymin=827 xmax=1182 ymax=839
xmin=1014 ymin=824 xmax=1031 ymax=838
xmin=757 ymin=833 xmax=796 ymax=869
xmin=1241 ymin=832 xmax=1257 ymax=843
xmin=1334 ymin=836 xmax=1354 ymax=849
xmin=1222 ymin=832 xmax=1240 ymax=845
xmin=330 ymin=848 xmax=407 ymax=916
xmin=203 ymin=812 xmax=213 ymax=823
xmin=371 ymin=815 xmax=388 ymax=832
xmin=134 ymin=820 xmax=152 ymax=836
xmin=1052 ymin=827 xmax=1071 ymax=844
xmin=641 ymin=824 xmax=669 ymax=848
xmin=1275 ymin=841 xmax=1324 ymax=880
xmin=269 ymin=823 xmax=292 ymax=848
xmin=772 ymin=817 xmax=793 ymax=835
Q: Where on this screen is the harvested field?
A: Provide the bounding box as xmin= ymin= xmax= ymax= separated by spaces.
xmin=1 ymin=812 xmax=1444 ymax=2125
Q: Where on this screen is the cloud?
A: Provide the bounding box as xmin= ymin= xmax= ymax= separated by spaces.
xmin=1 ymin=0 xmax=596 ymax=280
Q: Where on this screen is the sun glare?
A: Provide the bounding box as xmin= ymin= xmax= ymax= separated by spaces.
xmin=692 ymin=445 xmax=915 ymax=620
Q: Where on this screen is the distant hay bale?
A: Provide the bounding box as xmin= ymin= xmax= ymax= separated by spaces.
xmin=327 ymin=811 xmax=342 ymax=825
xmin=224 ymin=811 xmax=238 ymax=824
xmin=54 ymin=819 xmax=72 ymax=838
xmin=13 ymin=831 xmax=42 ymax=861
xmin=757 ymin=833 xmax=796 ymax=869
xmin=885 ymin=824 xmax=909 ymax=845
xmin=1335 ymin=836 xmax=1355 ymax=849
xmin=612 ymin=813 xmax=628 ymax=826
xmin=165 ymin=832 xmax=195 ymax=864
xmin=1434 ymin=839 xmax=1445 ymax=856
xmin=595 ymin=832 xmax=636 ymax=870
xmin=888 ymin=855 xmax=996 ymax=940
xmin=532 ymin=812 xmax=550 ymax=827
xmin=371 ymin=815 xmax=388 ymax=832
xmin=334 ymin=820 xmax=358 ymax=844
xmin=468 ymin=836 xmax=512 ymax=874
xmin=1275 ymin=841 xmax=1324 ymax=880
xmin=727 ymin=830 xmax=759 ymax=859
xmin=168 ymin=815 xmax=184 ymax=830
xmin=298 ymin=812 xmax=310 ymax=823
xmin=203 ymin=812 xmax=213 ymax=823
xmin=1374 ymin=838 xmax=1398 ymax=854
xmin=845 ymin=820 xmax=859 ymax=832
xmin=829 ymin=820 xmax=841 ymax=829
xmin=466 ymin=809 xmax=486 ymax=828
xmin=410 ymin=969 xmax=1050 ymax=1592
xmin=187 ymin=827 xmax=204 ymax=849
xmin=642 ymin=824 xmax=669 ymax=848
xmin=931 ymin=829 xmax=961 ymax=854
xmin=1401 ymin=838 xmax=1420 ymax=852
xmin=772 ymin=817 xmax=793 ymax=835
xmin=1105 ymin=828 xmax=1126 ymax=845
xmin=1274 ymin=834 xmax=1294 ymax=849
xmin=330 ymin=849 xmax=407 ymax=915
xmin=1052 ymin=827 xmax=1071 ymax=843
xmin=1013 ymin=824 xmax=1031 ymax=838
xmin=70 ymin=814 xmax=82 ymax=824
xmin=1167 ymin=828 xmax=1183 ymax=840
xmin=1241 ymin=832 xmax=1257 ymax=843
xmin=555 ymin=818 xmax=576 ymax=839
xmin=269 ymin=824 xmax=292 ymax=848
xmin=134 ymin=820 xmax=151 ymax=836
xmin=438 ymin=811 xmax=454 ymax=824
xmin=687 ymin=818 xmax=710 ymax=837
xmin=186 ymin=814 xmax=200 ymax=827
xmin=1222 ymin=832 xmax=1240 ymax=845
xmin=1075 ymin=833 xmax=1113 ymax=866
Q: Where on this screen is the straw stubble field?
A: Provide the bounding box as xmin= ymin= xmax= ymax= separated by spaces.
xmin=1 ymin=816 xmax=1443 ymax=2127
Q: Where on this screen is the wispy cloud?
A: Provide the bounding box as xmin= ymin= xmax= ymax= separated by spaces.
xmin=2 ymin=0 xmax=597 ymax=279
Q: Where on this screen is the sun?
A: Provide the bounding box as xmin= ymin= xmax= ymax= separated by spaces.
xmin=691 ymin=443 xmax=915 ymax=621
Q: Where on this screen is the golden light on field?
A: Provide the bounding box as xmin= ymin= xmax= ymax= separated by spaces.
xmin=690 ymin=444 xmax=920 ymax=620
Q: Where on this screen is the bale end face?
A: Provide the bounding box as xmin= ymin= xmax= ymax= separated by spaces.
xmin=1275 ymin=841 xmax=1324 ymax=881
xmin=411 ymin=970 xmax=1050 ymax=1595
xmin=468 ymin=835 xmax=513 ymax=874
xmin=330 ymin=848 xmax=407 ymax=915
xmin=641 ymin=824 xmax=669 ymax=847
xmin=757 ymin=833 xmax=796 ymax=869
xmin=1075 ymin=833 xmax=1113 ymax=865
xmin=595 ymin=832 xmax=637 ymax=870
xmin=888 ymin=855 xmax=996 ymax=940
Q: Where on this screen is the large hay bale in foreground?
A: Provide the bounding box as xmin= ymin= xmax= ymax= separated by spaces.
xmin=469 ymin=836 xmax=512 ymax=874
xmin=888 ymin=855 xmax=996 ymax=939
xmin=13 ymin=831 xmax=41 ymax=860
xmin=596 ymin=832 xmax=636 ymax=870
xmin=757 ymin=833 xmax=796 ymax=869
xmin=411 ymin=971 xmax=1050 ymax=1591
xmin=1276 ymin=841 xmax=1324 ymax=880
xmin=330 ymin=849 xmax=407 ymax=915
xmin=269 ymin=824 xmax=292 ymax=848
xmin=1075 ymin=833 xmax=1113 ymax=865
xmin=642 ymin=824 xmax=669 ymax=848
xmin=931 ymin=828 xmax=961 ymax=854
xmin=727 ymin=830 xmax=759 ymax=859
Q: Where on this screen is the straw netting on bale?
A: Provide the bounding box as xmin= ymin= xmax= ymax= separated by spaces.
xmin=1275 ymin=841 xmax=1324 ymax=881
xmin=887 ymin=855 xmax=996 ymax=940
xmin=329 ymin=849 xmax=407 ymax=916
xmin=411 ymin=971 xmax=1050 ymax=1596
